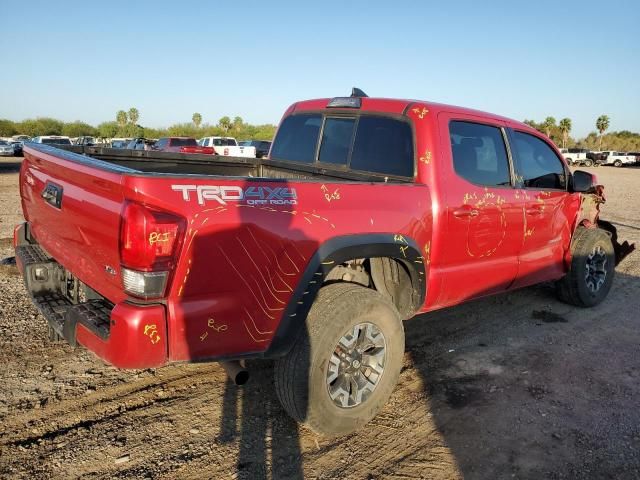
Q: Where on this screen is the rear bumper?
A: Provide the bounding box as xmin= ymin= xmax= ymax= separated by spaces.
xmin=14 ymin=223 xmax=168 ymax=369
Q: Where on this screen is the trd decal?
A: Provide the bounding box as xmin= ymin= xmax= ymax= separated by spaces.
xmin=171 ymin=185 xmax=297 ymax=206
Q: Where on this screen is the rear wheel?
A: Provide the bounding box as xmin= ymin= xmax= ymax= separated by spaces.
xmin=274 ymin=283 xmax=405 ymax=436
xmin=556 ymin=227 xmax=615 ymax=307
xmin=583 ymin=159 xmax=593 ymax=167
xmin=614 ymin=159 xmax=623 ymax=167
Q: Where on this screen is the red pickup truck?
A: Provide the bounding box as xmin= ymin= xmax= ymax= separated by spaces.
xmin=152 ymin=137 xmax=214 ymax=155
xmin=15 ymin=90 xmax=633 ymax=436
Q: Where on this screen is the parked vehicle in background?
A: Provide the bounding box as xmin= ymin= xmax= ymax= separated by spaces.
xmin=126 ymin=138 xmax=156 ymax=150
xmin=559 ymin=148 xmax=592 ymax=166
xmin=239 ymin=140 xmax=271 ymax=158
xmin=14 ymin=89 xmax=634 ymax=437
xmin=110 ymin=138 xmax=132 ymax=149
xmin=10 ymin=141 xmax=24 ymax=156
xmin=0 ymin=140 xmax=14 ymax=156
xmin=12 ymin=135 xmax=31 ymax=142
xmin=75 ymin=136 xmax=96 ymax=146
xmin=600 ymin=151 xmax=637 ymax=167
xmin=32 ymin=136 xmax=73 ymax=146
xmin=199 ymin=136 xmax=256 ymax=157
xmin=626 ymin=152 xmax=640 ymax=163
xmin=153 ymin=137 xmax=214 ymax=154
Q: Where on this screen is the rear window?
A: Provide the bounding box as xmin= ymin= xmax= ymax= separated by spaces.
xmin=271 ymin=114 xmax=414 ymax=176
xmin=170 ymin=138 xmax=197 ymax=147
xmin=42 ymin=138 xmax=71 ymax=145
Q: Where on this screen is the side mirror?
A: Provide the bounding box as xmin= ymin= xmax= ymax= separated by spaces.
xmin=571 ymin=170 xmax=597 ymax=193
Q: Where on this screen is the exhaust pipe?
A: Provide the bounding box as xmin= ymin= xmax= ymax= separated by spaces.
xmin=220 ymin=361 xmax=249 ymax=385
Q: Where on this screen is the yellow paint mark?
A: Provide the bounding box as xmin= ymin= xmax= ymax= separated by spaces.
xmin=393 ymin=234 xmax=408 ymax=244
xmin=321 ymin=260 xmax=335 ymax=265
xmin=321 ymin=184 xmax=341 ymax=202
xmin=399 ymin=245 xmax=409 ymax=258
xmin=148 ymin=231 xmax=170 ymax=246
xmin=208 ymin=317 xmax=228 ymax=332
xmin=143 ymin=324 xmax=161 ymax=345
xmin=200 ymin=331 xmax=209 ymax=342
xmin=419 ymin=150 xmax=432 ymax=165
xmin=303 ymin=216 xmax=312 ymax=224
xmin=412 ymin=106 xmax=429 ymax=119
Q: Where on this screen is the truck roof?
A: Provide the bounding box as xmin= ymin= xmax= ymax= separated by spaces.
xmin=292 ymin=97 xmax=534 ymax=132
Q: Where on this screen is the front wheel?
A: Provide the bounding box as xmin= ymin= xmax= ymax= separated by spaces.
xmin=614 ymin=159 xmax=623 ymax=167
xmin=274 ymin=283 xmax=405 ymax=436
xmin=556 ymin=227 xmax=615 ymax=307
xmin=583 ymin=159 xmax=593 ymax=167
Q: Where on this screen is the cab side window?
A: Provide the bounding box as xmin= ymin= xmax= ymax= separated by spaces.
xmin=512 ymin=132 xmax=566 ymax=190
xmin=449 ymin=121 xmax=511 ymax=187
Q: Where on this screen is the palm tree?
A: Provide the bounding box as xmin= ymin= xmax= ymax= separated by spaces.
xmin=116 ymin=110 xmax=127 ymax=127
xmin=218 ymin=116 xmax=231 ymax=133
xmin=192 ymin=112 xmax=202 ymax=128
xmin=128 ymin=108 xmax=140 ymax=125
xmin=559 ymin=118 xmax=572 ymax=148
xmin=542 ymin=116 xmax=556 ymax=139
xmin=596 ymin=115 xmax=610 ymax=151
xmin=233 ymin=116 xmax=243 ymax=132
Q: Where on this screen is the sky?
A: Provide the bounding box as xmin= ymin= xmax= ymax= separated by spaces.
xmin=1 ymin=0 xmax=638 ymax=138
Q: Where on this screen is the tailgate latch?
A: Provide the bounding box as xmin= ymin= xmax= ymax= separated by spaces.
xmin=41 ymin=182 xmax=63 ymax=209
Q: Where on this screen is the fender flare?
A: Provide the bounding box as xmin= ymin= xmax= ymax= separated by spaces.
xmin=264 ymin=233 xmax=427 ymax=357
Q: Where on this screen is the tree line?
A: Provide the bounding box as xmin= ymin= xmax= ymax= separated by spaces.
xmin=0 ymin=108 xmax=277 ymax=142
xmin=2 ymin=109 xmax=638 ymax=152
xmin=523 ymin=114 xmax=640 ymax=151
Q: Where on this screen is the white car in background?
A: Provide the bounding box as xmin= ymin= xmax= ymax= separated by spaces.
xmin=198 ymin=136 xmax=256 ymax=157
xmin=0 ymin=140 xmax=15 ymax=156
xmin=559 ymin=148 xmax=591 ymax=166
xmin=600 ymin=151 xmax=637 ymax=167
xmin=32 ymin=136 xmax=73 ymax=146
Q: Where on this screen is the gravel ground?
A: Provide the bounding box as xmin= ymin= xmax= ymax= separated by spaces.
xmin=0 ymin=157 xmax=639 ymax=479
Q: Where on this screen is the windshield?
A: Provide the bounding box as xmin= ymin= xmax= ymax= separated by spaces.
xmin=0 ymin=141 xmax=8 ymax=146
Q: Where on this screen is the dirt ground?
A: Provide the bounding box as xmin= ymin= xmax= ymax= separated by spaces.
xmin=0 ymin=157 xmax=639 ymax=480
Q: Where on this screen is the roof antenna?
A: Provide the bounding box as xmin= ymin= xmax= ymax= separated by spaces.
xmin=351 ymin=87 xmax=368 ymax=98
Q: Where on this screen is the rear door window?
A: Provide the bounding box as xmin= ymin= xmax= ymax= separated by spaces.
xmin=350 ymin=116 xmax=414 ymax=177
xmin=511 ymin=131 xmax=567 ymax=190
xmin=449 ymin=121 xmax=511 ymax=187
xmin=270 ymin=114 xmax=322 ymax=163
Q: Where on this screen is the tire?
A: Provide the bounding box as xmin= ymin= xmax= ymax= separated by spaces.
xmin=274 ymin=282 xmax=405 ymax=436
xmin=556 ymin=227 xmax=615 ymax=307
xmin=614 ymin=159 xmax=623 ymax=167
xmin=583 ymin=159 xmax=593 ymax=167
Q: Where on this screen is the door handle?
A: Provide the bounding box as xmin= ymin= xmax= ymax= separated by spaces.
xmin=526 ymin=205 xmax=544 ymax=215
xmin=453 ymin=208 xmax=479 ymax=218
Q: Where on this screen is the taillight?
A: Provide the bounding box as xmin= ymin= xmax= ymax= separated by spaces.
xmin=120 ymin=202 xmax=185 ymax=298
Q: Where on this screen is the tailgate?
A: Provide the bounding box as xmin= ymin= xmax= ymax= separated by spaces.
xmin=20 ymin=144 xmax=130 ymax=304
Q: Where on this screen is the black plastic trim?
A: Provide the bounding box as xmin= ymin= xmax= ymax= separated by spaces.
xmin=263 ymin=233 xmax=427 ymax=358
